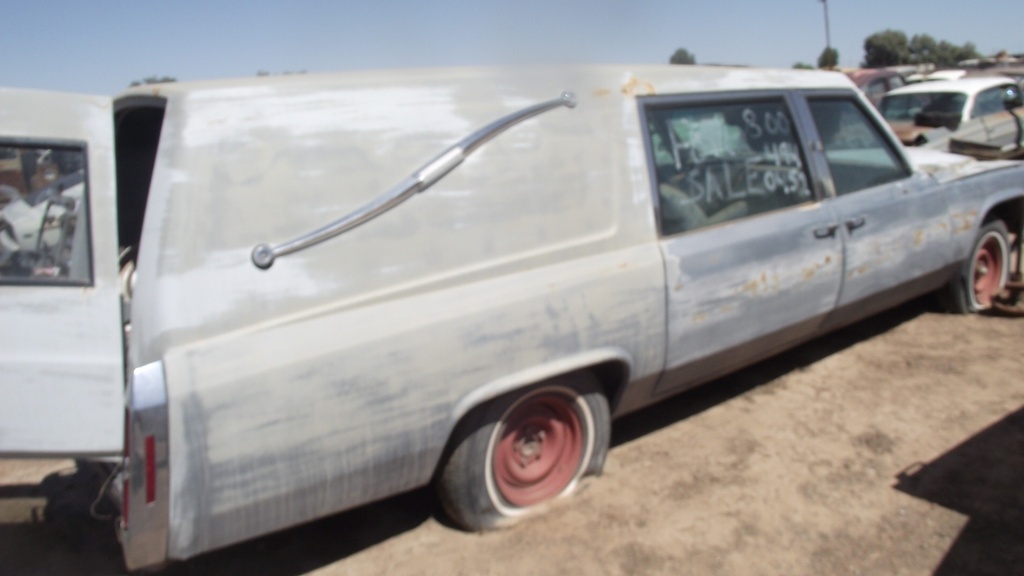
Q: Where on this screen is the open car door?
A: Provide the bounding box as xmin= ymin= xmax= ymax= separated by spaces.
xmin=0 ymin=88 xmax=124 ymax=456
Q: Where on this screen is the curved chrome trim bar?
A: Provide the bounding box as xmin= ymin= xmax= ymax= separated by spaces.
xmin=120 ymin=360 xmax=171 ymax=571
xmin=252 ymin=90 xmax=577 ymax=269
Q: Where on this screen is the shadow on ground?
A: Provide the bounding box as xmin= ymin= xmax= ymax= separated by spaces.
xmin=895 ymin=406 xmax=1024 ymax=576
xmin=0 ymin=462 xmax=436 ymax=576
xmin=0 ymin=298 xmax=933 ymax=575
xmin=0 ymin=464 xmax=124 ymax=575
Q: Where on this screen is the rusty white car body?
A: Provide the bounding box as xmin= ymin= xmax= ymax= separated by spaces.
xmin=1 ymin=65 xmax=1022 ymax=570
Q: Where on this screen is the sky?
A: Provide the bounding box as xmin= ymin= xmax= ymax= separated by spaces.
xmin=4 ymin=0 xmax=1023 ymax=95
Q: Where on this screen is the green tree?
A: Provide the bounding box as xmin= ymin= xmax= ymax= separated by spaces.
xmin=669 ymin=48 xmax=696 ymax=65
xmin=864 ymin=30 xmax=984 ymax=68
xmin=908 ymin=34 xmax=937 ymax=65
xmin=863 ymin=29 xmax=910 ymax=67
xmin=818 ymin=47 xmax=839 ymax=69
xmin=793 ymin=62 xmax=815 ymax=70
xmin=932 ymin=41 xmax=982 ymax=67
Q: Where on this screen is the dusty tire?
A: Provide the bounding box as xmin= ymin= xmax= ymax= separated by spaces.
xmin=437 ymin=372 xmax=609 ymax=531
xmin=938 ymin=220 xmax=1009 ymax=314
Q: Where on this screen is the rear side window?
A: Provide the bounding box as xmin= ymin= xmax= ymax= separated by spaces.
xmin=971 ymin=86 xmax=1011 ymax=118
xmin=644 ymin=99 xmax=813 ymax=236
xmin=865 ymin=79 xmax=887 ymax=99
xmin=807 ymin=98 xmax=910 ymax=196
xmin=0 ymin=143 xmax=91 ymax=285
xmin=880 ymin=93 xmax=930 ymax=122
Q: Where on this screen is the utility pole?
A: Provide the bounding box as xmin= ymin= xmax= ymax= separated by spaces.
xmin=820 ymin=0 xmax=831 ymax=50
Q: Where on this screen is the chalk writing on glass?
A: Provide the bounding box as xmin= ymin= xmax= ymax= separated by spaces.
xmin=742 ymin=108 xmax=791 ymax=139
xmin=661 ymin=107 xmax=809 ymax=207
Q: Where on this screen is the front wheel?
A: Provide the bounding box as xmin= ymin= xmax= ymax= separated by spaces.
xmin=938 ymin=220 xmax=1010 ymax=313
xmin=437 ymin=372 xmax=610 ymax=530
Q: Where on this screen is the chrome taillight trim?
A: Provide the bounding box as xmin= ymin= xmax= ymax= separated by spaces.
xmin=119 ymin=360 xmax=170 ymax=571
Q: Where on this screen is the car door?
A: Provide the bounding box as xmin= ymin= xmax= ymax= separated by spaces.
xmin=640 ymin=92 xmax=843 ymax=394
xmin=0 ymin=89 xmax=124 ymax=456
xmin=801 ymin=92 xmax=954 ymax=328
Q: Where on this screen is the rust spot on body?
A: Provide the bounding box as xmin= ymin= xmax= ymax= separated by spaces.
xmin=740 ymin=272 xmax=779 ymax=296
xmin=802 ymin=255 xmax=836 ymax=281
xmin=848 ymin=264 xmax=869 ymax=279
xmin=621 ymin=77 xmax=656 ymax=97
xmin=951 ymin=210 xmax=979 ymax=234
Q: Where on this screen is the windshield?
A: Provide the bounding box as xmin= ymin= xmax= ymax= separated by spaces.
xmin=880 ymin=92 xmax=967 ymax=122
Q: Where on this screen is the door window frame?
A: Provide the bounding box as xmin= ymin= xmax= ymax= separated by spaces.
xmin=793 ymin=89 xmax=914 ymax=200
xmin=0 ymin=137 xmax=94 ymax=287
xmin=638 ymin=90 xmax=828 ymax=238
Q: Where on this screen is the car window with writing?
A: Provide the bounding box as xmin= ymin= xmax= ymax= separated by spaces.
xmin=0 ymin=145 xmax=91 ymax=285
xmin=647 ymin=100 xmax=812 ymax=236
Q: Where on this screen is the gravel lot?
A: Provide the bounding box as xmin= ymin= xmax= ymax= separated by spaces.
xmin=2 ymin=297 xmax=1023 ymax=575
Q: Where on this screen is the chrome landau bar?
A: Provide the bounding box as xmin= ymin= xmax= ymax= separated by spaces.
xmin=251 ymin=90 xmax=578 ymax=269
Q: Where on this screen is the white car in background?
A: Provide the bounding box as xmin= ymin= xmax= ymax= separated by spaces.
xmin=878 ymin=76 xmax=1021 ymax=145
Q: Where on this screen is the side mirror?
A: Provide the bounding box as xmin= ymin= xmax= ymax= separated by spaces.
xmin=1004 ymin=86 xmax=1023 ymax=110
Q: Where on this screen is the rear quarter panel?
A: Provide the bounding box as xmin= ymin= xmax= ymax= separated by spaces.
xmin=128 ymin=68 xmax=668 ymax=558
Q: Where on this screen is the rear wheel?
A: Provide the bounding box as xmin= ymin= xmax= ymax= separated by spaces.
xmin=437 ymin=372 xmax=609 ymax=530
xmin=938 ymin=220 xmax=1009 ymax=313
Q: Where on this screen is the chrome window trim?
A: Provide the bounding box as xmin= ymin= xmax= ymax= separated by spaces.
xmin=637 ymin=90 xmax=819 ymax=239
xmin=0 ymin=138 xmax=95 ymax=287
xmin=799 ymin=88 xmax=914 ymax=175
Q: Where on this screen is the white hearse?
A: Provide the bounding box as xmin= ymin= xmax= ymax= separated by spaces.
xmin=1 ymin=65 xmax=1022 ymax=570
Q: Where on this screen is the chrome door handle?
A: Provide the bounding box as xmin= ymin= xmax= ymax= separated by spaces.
xmin=813 ymin=224 xmax=840 ymax=239
xmin=845 ymin=216 xmax=866 ymax=231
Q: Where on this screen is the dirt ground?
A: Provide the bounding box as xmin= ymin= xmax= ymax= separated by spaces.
xmin=2 ymin=296 xmax=1023 ymax=576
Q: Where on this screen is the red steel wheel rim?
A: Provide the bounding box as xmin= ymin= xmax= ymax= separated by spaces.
xmin=973 ymin=235 xmax=1004 ymax=308
xmin=492 ymin=393 xmax=584 ymax=508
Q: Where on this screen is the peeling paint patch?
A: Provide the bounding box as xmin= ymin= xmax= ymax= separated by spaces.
xmin=848 ymin=264 xmax=870 ymax=280
xmin=951 ymin=210 xmax=979 ymax=234
xmin=738 ymin=272 xmax=780 ymax=297
xmin=802 ymin=255 xmax=835 ymax=281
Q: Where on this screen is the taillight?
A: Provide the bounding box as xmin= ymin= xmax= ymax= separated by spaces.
xmin=145 ymin=435 xmax=156 ymax=504
xmin=122 ymin=416 xmax=157 ymax=521
xmin=123 ymin=410 xmax=130 ymax=525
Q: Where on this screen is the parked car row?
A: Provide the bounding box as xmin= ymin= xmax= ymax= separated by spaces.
xmin=846 ymin=64 xmax=1024 ymax=108
xmin=843 ymin=66 xmax=1024 ymax=156
xmin=878 ymin=77 xmax=1022 ymax=146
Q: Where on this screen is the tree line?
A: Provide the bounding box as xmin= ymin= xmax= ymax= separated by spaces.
xmin=672 ymin=29 xmax=995 ymax=70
